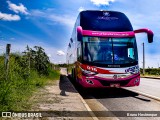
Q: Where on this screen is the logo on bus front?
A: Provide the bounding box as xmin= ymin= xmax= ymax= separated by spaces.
xmin=113 ymin=75 xmax=118 ymax=79
xmin=97 ymin=14 xmax=118 ymax=20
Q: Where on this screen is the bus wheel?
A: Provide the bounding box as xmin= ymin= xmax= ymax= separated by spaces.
xmin=72 ymin=68 xmax=75 ymax=80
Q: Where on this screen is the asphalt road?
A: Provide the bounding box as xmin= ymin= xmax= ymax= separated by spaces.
xmin=124 ymin=78 xmax=160 ymax=99
xmin=69 ymin=76 xmax=160 ymax=120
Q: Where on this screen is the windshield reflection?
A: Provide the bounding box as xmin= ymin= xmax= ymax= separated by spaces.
xmin=83 ymin=37 xmax=138 ymax=65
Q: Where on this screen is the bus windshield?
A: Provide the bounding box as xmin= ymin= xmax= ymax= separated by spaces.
xmin=83 ymin=37 xmax=138 ymax=65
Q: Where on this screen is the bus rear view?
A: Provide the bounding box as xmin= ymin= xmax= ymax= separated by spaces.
xmin=67 ymin=10 xmax=153 ymax=88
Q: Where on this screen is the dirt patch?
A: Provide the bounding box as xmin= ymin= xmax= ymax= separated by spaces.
xmin=30 ymin=80 xmax=64 ymax=111
xmin=26 ymin=68 xmax=93 ymax=120
xmin=29 ymin=81 xmax=92 ymax=119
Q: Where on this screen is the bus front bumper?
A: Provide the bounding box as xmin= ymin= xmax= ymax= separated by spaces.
xmin=77 ymin=74 xmax=140 ymax=88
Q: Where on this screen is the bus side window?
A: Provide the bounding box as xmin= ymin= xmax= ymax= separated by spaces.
xmin=77 ymin=47 xmax=82 ymax=61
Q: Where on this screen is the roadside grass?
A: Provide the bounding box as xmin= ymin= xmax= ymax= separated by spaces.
xmin=140 ymin=74 xmax=160 ymax=78
xmin=0 ymin=69 xmax=60 ymax=111
xmin=0 ymin=53 xmax=60 ymax=111
xmin=0 ymin=46 xmax=60 ymax=112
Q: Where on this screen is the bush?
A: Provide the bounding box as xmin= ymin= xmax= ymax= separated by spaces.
xmin=140 ymin=68 xmax=160 ymax=75
xmin=0 ymin=46 xmax=60 ymax=111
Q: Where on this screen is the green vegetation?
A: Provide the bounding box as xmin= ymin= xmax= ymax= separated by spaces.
xmin=67 ymin=64 xmax=74 ymax=74
xmin=140 ymin=68 xmax=160 ymax=76
xmin=0 ymin=46 xmax=60 ymax=111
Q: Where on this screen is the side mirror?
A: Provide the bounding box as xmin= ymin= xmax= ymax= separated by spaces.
xmin=77 ymin=26 xmax=83 ymax=41
xmin=134 ymin=28 xmax=154 ymax=43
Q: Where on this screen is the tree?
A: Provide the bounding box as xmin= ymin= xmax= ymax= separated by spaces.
xmin=33 ymin=46 xmax=50 ymax=75
xmin=17 ymin=45 xmax=51 ymax=78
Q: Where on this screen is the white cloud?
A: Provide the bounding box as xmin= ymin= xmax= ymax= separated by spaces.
xmin=90 ymin=0 xmax=115 ymax=6
xmin=78 ymin=7 xmax=85 ymax=12
xmin=0 ymin=12 xmax=20 ymax=21
xmin=49 ymin=14 xmax=75 ymax=28
xmin=47 ymin=54 xmax=51 ymax=57
xmin=10 ymin=37 xmax=15 ymax=40
xmin=31 ymin=9 xmax=44 ymax=17
xmin=7 ymin=1 xmax=29 ymax=15
xmin=56 ymin=50 xmax=65 ymax=56
xmin=44 ymin=46 xmax=66 ymax=64
xmin=31 ymin=9 xmax=75 ymax=28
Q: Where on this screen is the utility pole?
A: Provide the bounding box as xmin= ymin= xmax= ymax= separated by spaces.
xmin=5 ymin=44 xmax=11 ymax=80
xmin=142 ymin=42 xmax=145 ymax=75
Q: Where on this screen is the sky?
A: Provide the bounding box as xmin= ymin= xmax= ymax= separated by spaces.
xmin=0 ymin=0 xmax=160 ymax=68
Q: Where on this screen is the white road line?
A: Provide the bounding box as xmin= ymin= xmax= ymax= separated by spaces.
xmin=85 ymin=98 xmax=120 ymax=120
xmin=78 ymin=94 xmax=99 ymax=120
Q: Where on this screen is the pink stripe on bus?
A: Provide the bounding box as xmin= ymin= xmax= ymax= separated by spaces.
xmin=82 ymin=30 xmax=135 ymax=38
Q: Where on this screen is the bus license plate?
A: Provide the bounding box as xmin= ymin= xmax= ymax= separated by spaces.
xmin=110 ymin=83 xmax=120 ymax=87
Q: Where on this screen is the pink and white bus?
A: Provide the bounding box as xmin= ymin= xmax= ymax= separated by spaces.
xmin=67 ymin=10 xmax=153 ymax=88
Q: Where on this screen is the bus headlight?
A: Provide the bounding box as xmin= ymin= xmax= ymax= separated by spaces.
xmin=82 ymin=70 xmax=97 ymax=75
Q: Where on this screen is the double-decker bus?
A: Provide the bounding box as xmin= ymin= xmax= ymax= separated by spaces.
xmin=67 ymin=10 xmax=153 ymax=88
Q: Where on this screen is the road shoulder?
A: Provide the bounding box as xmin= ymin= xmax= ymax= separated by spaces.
xmin=29 ymin=73 xmax=94 ymax=119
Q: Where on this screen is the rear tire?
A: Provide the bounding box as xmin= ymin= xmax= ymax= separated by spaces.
xmin=71 ymin=68 xmax=75 ymax=80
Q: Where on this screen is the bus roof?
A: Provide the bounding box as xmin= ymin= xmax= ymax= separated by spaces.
xmin=79 ymin=10 xmax=133 ymax=32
